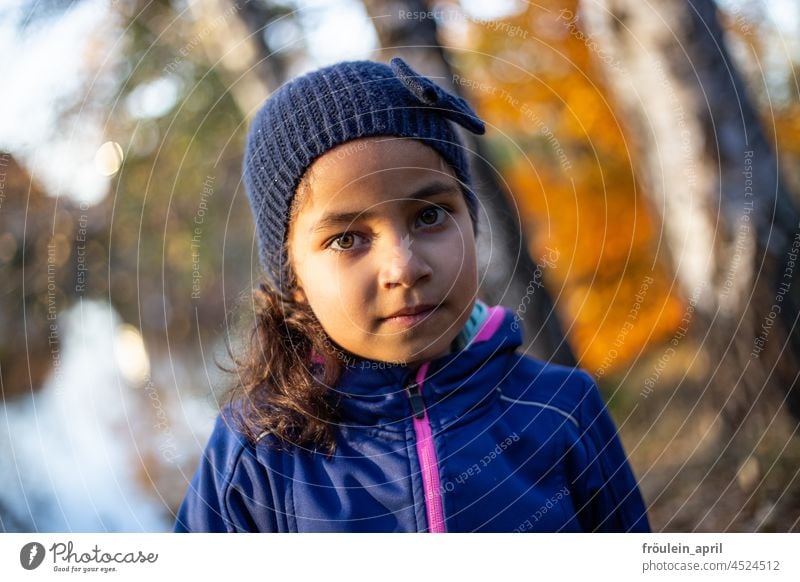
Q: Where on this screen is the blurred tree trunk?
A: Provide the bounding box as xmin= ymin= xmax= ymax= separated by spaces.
xmin=188 ymin=0 xmax=300 ymax=116
xmin=581 ymin=0 xmax=800 ymax=432
xmin=361 ymin=0 xmax=577 ymax=366
xmin=0 ymin=156 xmax=64 ymax=398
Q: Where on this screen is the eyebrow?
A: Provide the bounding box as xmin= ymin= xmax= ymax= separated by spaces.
xmin=309 ymin=181 xmax=461 ymax=234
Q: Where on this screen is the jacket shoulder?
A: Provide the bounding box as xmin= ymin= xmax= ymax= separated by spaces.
xmin=500 ymin=354 xmax=650 ymax=531
xmin=498 ymin=353 xmax=597 ymax=428
xmin=174 ymin=406 xmax=277 ymax=532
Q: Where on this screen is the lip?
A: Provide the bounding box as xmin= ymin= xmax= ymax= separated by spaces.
xmin=382 ymin=304 xmax=439 ymax=326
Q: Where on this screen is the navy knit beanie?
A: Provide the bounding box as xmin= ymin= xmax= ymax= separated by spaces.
xmin=242 ymin=57 xmax=486 ymax=295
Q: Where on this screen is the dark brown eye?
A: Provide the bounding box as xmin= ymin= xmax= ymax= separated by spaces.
xmin=332 ymin=233 xmax=355 ymax=250
xmin=419 ymin=207 xmax=442 ymax=225
xmin=328 ymin=231 xmax=369 ymax=253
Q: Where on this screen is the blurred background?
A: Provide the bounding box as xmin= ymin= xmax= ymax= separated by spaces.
xmin=1 ymin=0 xmax=799 ymax=532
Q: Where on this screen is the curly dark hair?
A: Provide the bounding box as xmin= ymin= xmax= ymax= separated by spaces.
xmin=223 ymin=174 xmax=351 ymax=456
xmin=224 ymin=279 xmax=350 ymax=456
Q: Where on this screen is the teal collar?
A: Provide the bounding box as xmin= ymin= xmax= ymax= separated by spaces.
xmin=450 ymin=299 xmax=490 ymax=352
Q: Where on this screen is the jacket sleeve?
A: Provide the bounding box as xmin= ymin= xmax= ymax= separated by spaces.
xmin=570 ymin=371 xmax=651 ymax=532
xmin=173 ymin=411 xmax=276 ymax=533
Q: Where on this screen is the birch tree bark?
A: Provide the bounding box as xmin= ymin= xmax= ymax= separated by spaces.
xmin=187 ymin=0 xmax=306 ymax=117
xmin=580 ymin=0 xmax=800 ymax=433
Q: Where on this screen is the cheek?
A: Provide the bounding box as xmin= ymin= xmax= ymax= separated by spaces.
xmin=442 ymin=227 xmax=478 ymax=299
xmin=300 ymin=255 xmax=371 ymax=313
xmin=437 ymin=222 xmax=476 ymax=271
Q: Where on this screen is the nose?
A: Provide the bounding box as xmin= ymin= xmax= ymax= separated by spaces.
xmin=378 ymin=231 xmax=433 ymax=288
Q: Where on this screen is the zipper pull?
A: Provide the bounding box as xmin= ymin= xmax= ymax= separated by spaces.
xmin=406 ymin=381 xmax=426 ymax=419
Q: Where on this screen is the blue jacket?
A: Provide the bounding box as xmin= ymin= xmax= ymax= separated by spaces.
xmin=174 ymin=301 xmax=650 ymax=532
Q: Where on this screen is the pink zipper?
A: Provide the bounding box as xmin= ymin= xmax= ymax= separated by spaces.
xmin=406 ymin=361 xmax=446 ymax=533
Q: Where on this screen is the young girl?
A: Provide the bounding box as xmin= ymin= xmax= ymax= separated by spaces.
xmin=173 ymin=57 xmax=650 ymax=533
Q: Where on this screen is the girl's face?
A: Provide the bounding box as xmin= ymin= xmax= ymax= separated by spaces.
xmin=287 ymin=137 xmax=479 ymax=369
